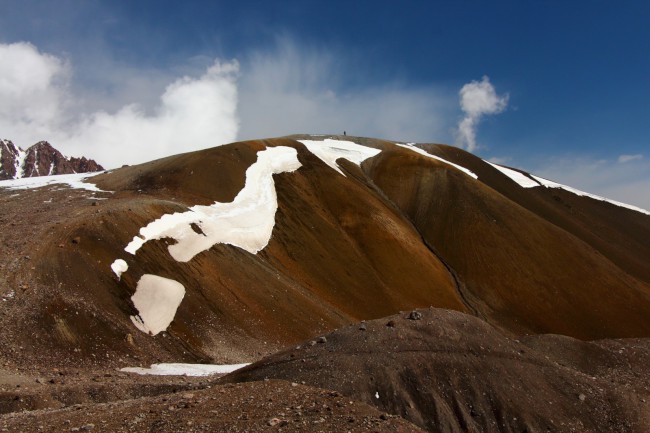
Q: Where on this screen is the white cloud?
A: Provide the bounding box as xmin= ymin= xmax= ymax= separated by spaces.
xmin=532 ymin=156 xmax=650 ymax=211
xmin=0 ymin=42 xmax=71 ymax=142
xmin=60 ymin=61 xmax=239 ymax=167
xmin=0 ymin=42 xmax=239 ymax=168
xmin=618 ymin=154 xmax=643 ymax=163
xmin=236 ymin=38 xmax=450 ymax=143
xmin=455 ymin=76 xmax=508 ymax=152
xmin=1 ymin=39 xmax=455 ymax=168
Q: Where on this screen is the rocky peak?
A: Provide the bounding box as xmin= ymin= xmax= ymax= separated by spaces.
xmin=0 ymin=139 xmax=21 ymax=179
xmin=0 ymin=139 xmax=104 ymax=180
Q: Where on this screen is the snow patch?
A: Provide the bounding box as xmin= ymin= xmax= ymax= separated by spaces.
xmin=531 ymin=175 xmax=650 ymax=216
xmin=15 ymin=147 xmax=26 ymax=179
xmin=298 ymin=139 xmax=381 ymax=176
xmin=396 ymin=143 xmax=478 ymax=179
xmin=0 ymin=172 xmax=108 ymax=192
xmin=124 ymin=146 xmax=301 ymax=261
xmin=487 ymin=161 xmax=540 ymax=188
xmin=111 ymin=259 xmax=128 ymax=279
xmin=130 ymin=274 xmax=186 ymax=336
xmin=120 ymin=363 xmax=250 ymax=376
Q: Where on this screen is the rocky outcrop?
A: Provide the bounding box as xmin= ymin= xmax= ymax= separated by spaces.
xmin=0 ymin=139 xmax=21 ymax=179
xmin=0 ymin=139 xmax=104 ymax=180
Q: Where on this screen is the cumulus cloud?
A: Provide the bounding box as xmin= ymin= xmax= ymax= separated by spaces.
xmin=0 ymin=42 xmax=71 ymax=142
xmin=1 ymin=38 xmax=458 ymax=167
xmin=0 ymin=42 xmax=239 ymax=168
xmin=618 ymin=154 xmax=643 ymax=163
xmin=236 ymin=38 xmax=450 ymax=142
xmin=59 ymin=61 xmax=239 ymax=167
xmin=455 ymin=76 xmax=508 ymax=152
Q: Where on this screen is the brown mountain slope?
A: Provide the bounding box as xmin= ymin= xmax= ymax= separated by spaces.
xmin=362 ymin=143 xmax=650 ymax=338
xmin=1 ymin=135 xmax=649 ymax=371
xmin=0 ymin=138 xmax=462 ymax=368
xmin=221 ymin=308 xmax=650 ymax=433
xmin=428 ymin=143 xmax=650 ymax=283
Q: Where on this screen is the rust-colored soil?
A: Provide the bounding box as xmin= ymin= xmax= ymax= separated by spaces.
xmin=1 ymin=135 xmax=649 ymax=431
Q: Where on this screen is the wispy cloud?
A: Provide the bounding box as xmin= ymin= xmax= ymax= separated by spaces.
xmin=237 ymin=38 xmax=451 ymax=142
xmin=532 ymin=155 xmax=650 ymax=210
xmin=455 ymin=76 xmax=508 ymax=152
xmin=618 ymin=154 xmax=643 ymax=163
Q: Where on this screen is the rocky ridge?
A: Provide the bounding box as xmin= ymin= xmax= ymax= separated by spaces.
xmin=0 ymin=139 xmax=103 ymax=180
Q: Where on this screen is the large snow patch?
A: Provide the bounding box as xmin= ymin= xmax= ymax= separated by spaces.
xmin=120 ymin=363 xmax=250 ymax=376
xmin=124 ymin=146 xmax=301 ymax=261
xmin=130 ymin=274 xmax=186 ymax=336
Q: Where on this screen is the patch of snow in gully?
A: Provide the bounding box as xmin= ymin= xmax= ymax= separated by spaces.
xmin=0 ymin=172 xmax=108 ymax=192
xmin=15 ymin=148 xmax=26 ymax=179
xmin=531 ymin=175 xmax=650 ymax=216
xmin=120 ymin=363 xmax=250 ymax=376
xmin=111 ymin=259 xmax=128 ymax=279
xmin=298 ymin=139 xmax=381 ymax=176
xmin=123 ymin=146 xmax=301 ymax=261
xmin=397 ymin=143 xmax=478 ymax=179
xmin=130 ymin=274 xmax=186 ymax=336
xmin=486 ymin=161 xmax=540 ymax=188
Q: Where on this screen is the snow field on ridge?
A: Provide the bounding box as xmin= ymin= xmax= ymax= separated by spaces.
xmin=486 ymin=161 xmax=540 ymax=188
xmin=298 ymin=139 xmax=381 ymax=176
xmin=114 ymin=145 xmax=302 ymax=335
xmin=397 ymin=143 xmax=478 ymax=179
xmin=531 ymin=174 xmax=650 ymax=215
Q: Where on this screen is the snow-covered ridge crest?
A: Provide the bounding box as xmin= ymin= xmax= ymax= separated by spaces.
xmin=397 ymin=143 xmax=478 ymax=179
xmin=298 ymin=139 xmax=381 ymax=176
xmin=531 ymin=175 xmax=650 ymax=216
xmin=486 ymin=161 xmax=540 ymax=188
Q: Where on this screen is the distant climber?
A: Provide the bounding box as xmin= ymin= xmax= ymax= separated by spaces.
xmin=343 ymin=131 xmax=346 ymax=136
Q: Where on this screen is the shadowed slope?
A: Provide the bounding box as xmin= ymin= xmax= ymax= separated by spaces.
xmin=221 ymin=308 xmax=650 ymax=433
xmin=429 ymin=143 xmax=650 ymax=283
xmin=362 ymin=144 xmax=650 ymax=338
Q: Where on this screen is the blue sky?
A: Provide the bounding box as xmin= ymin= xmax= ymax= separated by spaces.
xmin=1 ymin=1 xmax=648 ymax=207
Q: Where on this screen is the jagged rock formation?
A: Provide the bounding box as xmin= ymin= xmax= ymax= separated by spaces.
xmin=0 ymin=139 xmax=103 ymax=180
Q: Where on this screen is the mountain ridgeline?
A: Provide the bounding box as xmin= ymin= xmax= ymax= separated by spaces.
xmin=1 ymin=134 xmax=648 ymax=368
xmin=0 ymin=139 xmax=104 ymax=180
xmin=2 ymin=134 xmax=650 ymax=432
